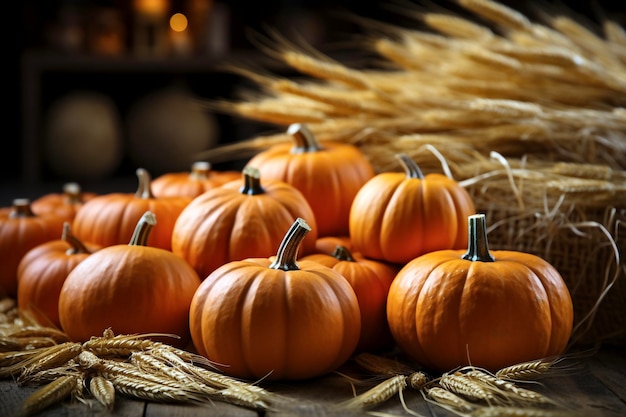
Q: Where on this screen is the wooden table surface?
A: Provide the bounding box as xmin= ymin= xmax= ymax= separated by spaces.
xmin=1 ymin=344 xmax=624 ymax=417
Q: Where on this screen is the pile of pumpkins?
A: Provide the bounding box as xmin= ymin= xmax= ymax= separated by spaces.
xmin=0 ymin=123 xmax=574 ymax=381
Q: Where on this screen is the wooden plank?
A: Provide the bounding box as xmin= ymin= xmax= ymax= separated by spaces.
xmin=537 ymin=355 xmax=626 ymax=417
xmin=589 ymin=346 xmax=626 ymax=402
xmin=146 ymin=401 xmax=258 ymax=417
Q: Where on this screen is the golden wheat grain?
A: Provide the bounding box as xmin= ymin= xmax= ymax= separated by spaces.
xmin=495 ymin=359 xmax=555 ymax=381
xmin=440 ymin=372 xmax=501 ymax=404
xmin=20 ymin=374 xmax=77 ymax=417
xmin=464 ymin=369 xmax=555 ymax=406
xmin=336 ymin=375 xmax=408 ymax=410
xmin=281 ymin=50 xmax=370 ymax=89
xmin=408 ymin=371 xmax=429 ymax=390
xmin=0 ymin=348 xmax=46 ymax=367
xmin=219 ymin=386 xmax=271 ymax=410
xmin=0 ymin=336 xmax=23 ymax=352
xmin=9 ymin=327 xmax=69 ymax=344
xmin=457 ymin=0 xmax=533 ymax=31
xmin=470 ymin=406 xmax=576 ymax=417
xmin=423 ymin=12 xmax=495 ymax=40
xmin=18 ymin=342 xmax=82 ymax=380
xmin=108 ymin=373 xmax=205 ymax=403
xmin=89 ymin=375 xmax=116 ymax=410
xmin=425 ymin=386 xmax=475 ymax=413
xmin=17 ymin=363 xmax=81 ymax=386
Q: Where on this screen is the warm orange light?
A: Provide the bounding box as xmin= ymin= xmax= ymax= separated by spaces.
xmin=169 ymin=13 xmax=188 ymax=32
xmin=134 ymin=0 xmax=169 ymax=16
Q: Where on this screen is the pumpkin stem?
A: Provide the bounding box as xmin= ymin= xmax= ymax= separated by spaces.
xmin=462 ymin=214 xmax=495 ymax=262
xmin=62 ymin=182 xmax=83 ymax=204
xmin=331 ymin=245 xmax=355 ymax=262
xmin=129 ymin=211 xmax=157 ymax=246
xmin=135 ymin=168 xmax=155 ymax=199
xmin=62 ymin=222 xmax=91 ymax=255
xmin=287 ymin=123 xmax=322 ymax=153
xmin=270 ymin=217 xmax=311 ymax=271
xmin=239 ymin=167 xmax=265 ymax=195
xmin=396 ymin=153 xmax=424 ymax=179
xmin=9 ymin=198 xmax=36 ymax=219
xmin=190 ymin=161 xmax=211 ymax=180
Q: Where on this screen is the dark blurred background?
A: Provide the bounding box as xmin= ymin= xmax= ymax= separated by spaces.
xmin=4 ymin=0 xmax=623 ymax=205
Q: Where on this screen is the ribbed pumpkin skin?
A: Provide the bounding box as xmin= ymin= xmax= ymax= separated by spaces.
xmin=386 ymin=250 xmax=574 ymax=372
xmin=58 ymin=244 xmax=200 ymax=347
xmin=349 ymin=172 xmax=475 ymax=264
xmin=17 ymin=236 xmax=98 ymax=328
xmin=301 ymin=249 xmax=398 ymax=352
xmin=72 ymin=194 xmax=189 ymax=251
xmin=189 ymin=258 xmax=361 ymax=381
xmin=171 ymin=176 xmax=318 ymax=279
xmin=0 ymin=202 xmax=64 ymax=297
xmin=246 ymin=141 xmax=374 ymax=237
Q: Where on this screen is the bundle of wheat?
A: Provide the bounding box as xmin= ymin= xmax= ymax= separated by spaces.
xmin=198 ymin=0 xmax=626 ymax=346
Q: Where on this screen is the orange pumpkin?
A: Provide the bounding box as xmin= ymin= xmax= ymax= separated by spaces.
xmin=189 ymin=218 xmax=361 ymax=380
xmin=72 ymin=168 xmax=191 ymax=250
xmin=17 ymin=222 xmax=100 ymax=328
xmin=301 ymin=245 xmax=398 ymax=352
xmin=0 ymin=199 xmax=65 ymax=297
xmin=315 ymin=235 xmax=352 ymax=255
xmin=386 ymin=213 xmax=574 ymax=372
xmin=31 ymin=182 xmax=96 ymax=222
xmin=172 ymin=166 xmax=318 ymax=279
xmin=151 ymin=161 xmax=241 ymax=198
xmin=349 ymin=153 xmax=475 ymax=264
xmin=245 ymin=123 xmax=375 ymax=237
xmin=58 ymin=211 xmax=201 ymax=348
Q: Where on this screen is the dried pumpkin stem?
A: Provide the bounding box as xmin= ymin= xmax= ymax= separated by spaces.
xmin=462 ymin=213 xmax=495 ymax=262
xmin=190 ymin=161 xmax=211 ymax=180
xmin=395 ymin=153 xmax=424 ymax=179
xmin=135 ymin=168 xmax=155 ymax=199
xmin=9 ymin=198 xmax=36 ymax=219
xmin=287 ymin=123 xmax=322 ymax=153
xmin=62 ymin=222 xmax=91 ymax=255
xmin=331 ymin=245 xmax=355 ymax=262
xmin=239 ymin=167 xmax=266 ymax=195
xmin=62 ymin=182 xmax=83 ymax=204
xmin=129 ymin=211 xmax=157 ymax=247
xmin=269 ymin=217 xmax=311 ymax=271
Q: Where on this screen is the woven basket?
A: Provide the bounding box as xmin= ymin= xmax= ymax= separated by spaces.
xmin=461 ymin=158 xmax=626 ymax=347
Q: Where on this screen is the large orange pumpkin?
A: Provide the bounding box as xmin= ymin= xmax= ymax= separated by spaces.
xmin=301 ymin=245 xmax=398 ymax=352
xmin=17 ymin=222 xmax=100 ymax=328
xmin=150 ymin=161 xmax=241 ymax=198
xmin=349 ymin=153 xmax=475 ymax=264
xmin=245 ymin=123 xmax=375 ymax=237
xmin=58 ymin=212 xmax=201 ymax=348
xmin=72 ymin=168 xmax=191 ymax=250
xmin=172 ymin=166 xmax=318 ymax=279
xmin=189 ymin=218 xmax=361 ymax=380
xmin=386 ymin=213 xmax=574 ymax=372
xmin=0 ymin=199 xmax=65 ymax=298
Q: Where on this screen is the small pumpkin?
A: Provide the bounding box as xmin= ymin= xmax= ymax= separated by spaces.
xmin=150 ymin=161 xmax=241 ymax=198
xmin=17 ymin=222 xmax=100 ymax=328
xmin=314 ymin=235 xmax=352 ymax=255
xmin=172 ymin=166 xmax=318 ymax=279
xmin=72 ymin=168 xmax=191 ymax=250
xmin=301 ymin=245 xmax=398 ymax=352
xmin=58 ymin=211 xmax=201 ymax=348
xmin=386 ymin=213 xmax=574 ymax=372
xmin=189 ymin=218 xmax=361 ymax=380
xmin=32 ymin=182 xmax=96 ymax=222
xmin=349 ymin=153 xmax=475 ymax=264
xmin=0 ymin=199 xmax=65 ymax=298
xmin=245 ymin=123 xmax=375 ymax=237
